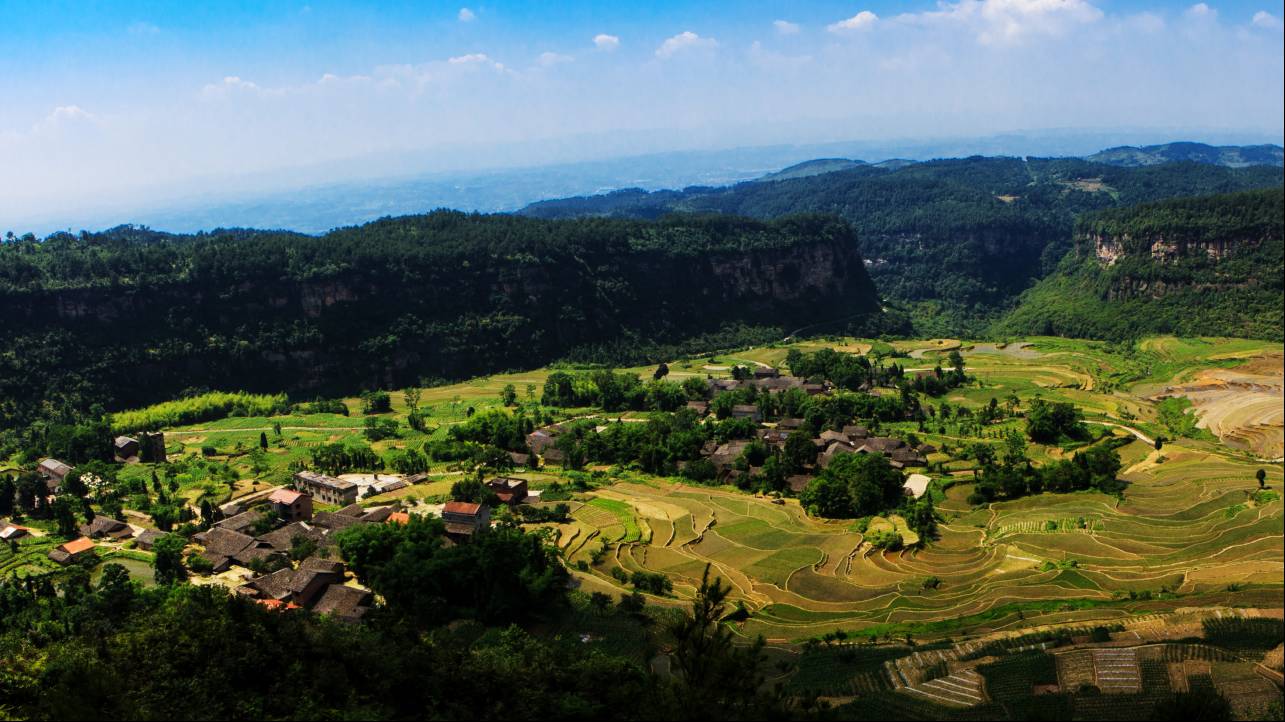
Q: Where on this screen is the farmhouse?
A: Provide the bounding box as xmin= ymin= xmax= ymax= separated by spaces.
xmin=293 ymin=470 xmax=359 ymax=506
xmin=38 ymin=458 xmax=73 ymax=493
xmin=269 ymin=487 xmax=314 ymax=522
xmin=48 ymin=537 xmax=96 ymax=565
xmin=194 ymin=527 xmax=285 ymax=572
xmin=709 ymin=440 xmax=752 ymax=471
xmin=842 ymin=425 xmax=870 ymax=440
xmin=114 ymin=435 xmax=140 ymax=460
xmin=486 ymin=477 xmax=528 ymax=505
xmin=312 ymin=584 xmax=373 ymax=623
xmin=526 ymin=428 xmax=561 ymax=454
xmin=216 ymin=510 xmax=267 ymax=535
xmin=753 ymin=376 xmax=800 ymax=392
xmin=757 ymin=428 xmax=790 ymax=446
xmin=139 ymin=432 xmax=167 ymax=463
xmin=818 ymin=441 xmax=858 ymax=468
xmin=0 ymin=524 xmax=31 ymax=541
xmin=819 ymin=430 xmax=850 ymax=445
xmin=731 ymin=404 xmax=762 ymax=423
xmin=242 ymin=557 xmax=346 ymax=606
xmin=134 ymin=529 xmax=164 ymax=551
xmin=753 ymin=367 xmax=780 ymax=379
xmin=257 ymin=521 xmax=326 ymax=554
xmin=79 ymin=516 xmax=134 ymax=540
xmin=778 ymin=418 xmax=806 ymax=431
xmin=707 ymin=378 xmax=742 ymax=394
xmin=685 ymin=400 xmax=709 ymax=416
xmin=441 ymin=501 xmax=490 ymax=540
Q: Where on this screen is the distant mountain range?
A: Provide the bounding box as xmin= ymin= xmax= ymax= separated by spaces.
xmin=520 ymin=153 xmax=1283 ymax=336
xmin=14 ymin=136 xmax=1281 ymax=236
xmin=753 ymin=142 xmax=1283 ymax=186
xmin=1085 ymin=142 xmax=1283 ymax=168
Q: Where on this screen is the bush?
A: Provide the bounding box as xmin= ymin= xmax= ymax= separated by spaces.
xmin=112 ymin=392 xmax=291 ymax=432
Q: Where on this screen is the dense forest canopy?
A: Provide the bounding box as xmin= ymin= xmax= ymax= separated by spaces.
xmin=521 ymin=158 xmax=1284 ymax=333
xmin=998 ymin=188 xmax=1285 ymax=342
xmin=0 ymin=211 xmax=886 ymax=436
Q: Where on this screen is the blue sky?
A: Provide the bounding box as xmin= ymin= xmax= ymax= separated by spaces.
xmin=2 ymin=1 xmax=1282 ymax=223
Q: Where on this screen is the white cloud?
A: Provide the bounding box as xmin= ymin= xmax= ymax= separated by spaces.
xmin=828 ymin=11 xmax=878 ymax=33
xmin=655 ymin=31 xmax=718 ymax=59
xmin=200 ymin=76 xmax=265 ymax=99
xmin=593 ymin=33 xmax=620 ymax=51
xmin=448 ymin=53 xmax=505 ymax=71
xmin=1252 ymin=11 xmax=1283 ymax=30
xmin=33 ymin=105 xmax=98 ymax=133
xmin=892 ymin=0 xmax=1103 ymax=45
xmin=774 ymin=20 xmax=801 ymax=35
xmin=1185 ymin=3 xmax=1215 ymax=19
xmin=458 ymin=7 xmax=475 ymax=22
xmin=537 ymin=51 xmax=573 ymax=67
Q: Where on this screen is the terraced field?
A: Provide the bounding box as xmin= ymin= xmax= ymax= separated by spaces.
xmin=555 ymin=336 xmax=1284 ymax=642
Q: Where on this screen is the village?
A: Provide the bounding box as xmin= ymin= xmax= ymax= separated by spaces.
xmin=2 ymin=359 xmax=945 ymax=623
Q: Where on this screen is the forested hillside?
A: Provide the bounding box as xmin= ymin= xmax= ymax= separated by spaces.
xmin=997 ymin=188 xmax=1284 ymax=341
xmin=522 ymin=158 xmax=1284 ymax=333
xmin=1086 ymin=142 xmax=1284 ymax=168
xmin=0 ymin=212 xmax=888 ymax=431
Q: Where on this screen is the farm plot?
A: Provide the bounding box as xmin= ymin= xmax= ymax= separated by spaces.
xmin=544 ymin=336 xmax=1282 ymax=642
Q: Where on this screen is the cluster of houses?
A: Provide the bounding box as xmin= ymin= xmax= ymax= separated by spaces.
xmin=522 ymin=366 xmax=937 ymax=497
xmin=702 ymin=421 xmax=933 ymax=493
xmin=293 ymin=469 xmax=410 ymax=505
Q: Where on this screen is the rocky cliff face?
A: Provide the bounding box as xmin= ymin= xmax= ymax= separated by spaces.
xmin=1091 ymin=232 xmax=1251 ymax=266
xmin=1 ymin=231 xmax=883 ymax=415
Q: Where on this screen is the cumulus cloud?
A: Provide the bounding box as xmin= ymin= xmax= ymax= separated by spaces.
xmin=537 ymin=51 xmax=573 ymax=67
xmin=655 ymin=31 xmax=718 ymax=59
xmin=774 ymin=20 xmax=800 ymax=35
xmin=33 ymin=105 xmax=98 ymax=133
xmin=448 ymin=53 xmax=506 ymax=72
xmin=892 ymin=0 xmax=1103 ymax=45
xmin=458 ymin=7 xmax=475 ymax=22
xmin=593 ymin=33 xmax=620 ymax=51
xmin=828 ymin=11 xmax=878 ymax=33
xmin=1252 ymin=11 xmax=1283 ymax=30
xmin=1186 ymin=3 xmax=1215 ymax=19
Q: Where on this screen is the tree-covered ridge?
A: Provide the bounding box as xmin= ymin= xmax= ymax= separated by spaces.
xmin=521 ymin=158 xmax=1284 ymax=333
xmin=1085 ymin=142 xmax=1284 ymax=168
xmin=0 ymin=211 xmax=886 ymax=432
xmin=0 ymin=211 xmax=857 ymax=291
xmin=997 ymin=188 xmax=1285 ymax=342
xmin=1077 ymin=187 xmax=1283 ymax=248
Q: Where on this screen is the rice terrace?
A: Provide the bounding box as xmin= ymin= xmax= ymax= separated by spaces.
xmin=8 ymin=332 xmax=1279 ymax=718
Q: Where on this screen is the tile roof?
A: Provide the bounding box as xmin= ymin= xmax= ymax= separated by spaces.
xmin=443 ymin=501 xmax=483 ymax=516
xmin=268 ymin=488 xmax=306 ymax=505
xmin=60 ymin=537 xmax=96 ymax=555
xmin=312 ymin=585 xmax=372 ymax=621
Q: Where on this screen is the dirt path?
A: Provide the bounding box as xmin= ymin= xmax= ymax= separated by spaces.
xmin=166 ymin=425 xmax=366 ymax=435
xmin=1085 ymin=420 xmax=1154 ymax=446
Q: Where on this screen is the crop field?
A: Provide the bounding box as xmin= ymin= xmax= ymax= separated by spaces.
xmin=91 ymin=335 xmax=1283 ymax=646
xmin=548 ymin=336 xmax=1284 ymax=642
